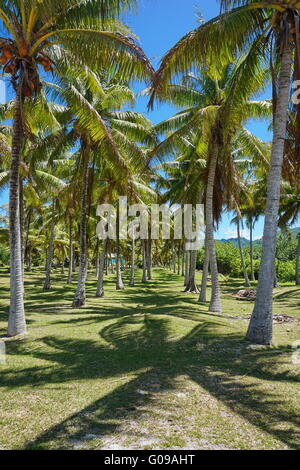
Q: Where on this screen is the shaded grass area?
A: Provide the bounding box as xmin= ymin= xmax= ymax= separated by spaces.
xmin=0 ymin=268 xmax=299 ymax=450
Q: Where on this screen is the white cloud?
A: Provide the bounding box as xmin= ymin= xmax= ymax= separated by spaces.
xmin=223 ymin=228 xmax=250 ymax=239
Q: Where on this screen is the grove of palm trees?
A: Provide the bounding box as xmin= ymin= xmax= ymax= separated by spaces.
xmin=0 ymin=0 xmax=299 ymax=453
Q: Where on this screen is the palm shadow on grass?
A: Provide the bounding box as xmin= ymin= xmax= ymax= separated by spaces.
xmin=1 ymin=269 xmax=299 ymax=449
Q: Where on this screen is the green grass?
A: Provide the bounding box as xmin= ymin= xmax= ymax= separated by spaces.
xmin=0 ymin=268 xmax=299 ymax=450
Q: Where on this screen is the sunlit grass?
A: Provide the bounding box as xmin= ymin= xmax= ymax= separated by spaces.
xmin=0 ymin=268 xmax=299 ymax=450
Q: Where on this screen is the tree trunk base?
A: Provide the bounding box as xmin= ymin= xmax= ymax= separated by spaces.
xmin=96 ymin=290 xmax=104 ymax=298
xmin=208 ymin=299 xmax=222 ymax=313
xmin=184 ymin=281 xmax=199 ymax=294
xmin=246 ymin=328 xmax=272 ymax=346
xmin=72 ymin=297 xmax=85 ymax=308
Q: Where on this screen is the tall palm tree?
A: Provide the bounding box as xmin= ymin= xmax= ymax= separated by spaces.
xmin=151 ymin=65 xmax=270 ymax=312
xmin=0 ymin=0 xmax=154 ymax=336
xmin=218 ymin=0 xmax=298 ymax=344
xmin=149 ymin=0 xmax=299 ymax=343
xmin=231 ymin=213 xmax=251 ymax=287
xmin=45 ymin=69 xmax=155 ymax=305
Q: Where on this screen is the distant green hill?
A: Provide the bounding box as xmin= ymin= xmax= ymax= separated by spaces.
xmin=217 ymin=227 xmax=300 ymax=247
xmin=218 ymin=237 xmax=250 ymax=247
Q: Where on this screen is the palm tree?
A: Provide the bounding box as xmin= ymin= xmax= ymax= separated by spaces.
xmin=149 ymin=0 xmax=300 ymax=343
xmin=218 ymin=0 xmax=298 ymax=344
xmin=45 ymin=69 xmax=155 ymax=305
xmin=129 ymin=236 xmax=136 ymax=287
xmin=96 ymin=239 xmax=109 ymax=297
xmin=43 ymin=200 xmax=56 ymax=290
xmin=242 ymin=185 xmax=263 ymax=282
xmin=0 ymin=0 xmax=155 ymax=336
xmin=141 ymin=239 xmax=147 ymax=283
xmin=151 ymin=64 xmax=270 ymax=312
xmin=231 ymin=213 xmax=251 ymax=287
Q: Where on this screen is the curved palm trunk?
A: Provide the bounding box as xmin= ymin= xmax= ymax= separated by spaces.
xmin=206 ymin=140 xmax=222 ymax=313
xmin=67 ymin=219 xmax=73 ymax=284
xmin=237 ymin=218 xmax=251 ymax=287
xmin=8 ymin=86 xmax=26 ymax=337
xmin=199 ymin=232 xmax=210 ymax=302
xmin=147 ymin=240 xmax=153 ymax=280
xmin=142 ymin=240 xmax=147 ymax=283
xmin=296 ymin=235 xmax=300 ymax=286
xmin=96 ymin=239 xmax=108 ymax=297
xmin=43 ymin=200 xmax=56 ymax=291
xmin=247 ymin=43 xmax=292 ymax=345
xmin=116 ymin=207 xmax=124 ymax=290
xmin=249 ymin=219 xmax=255 ymax=281
xmin=129 ymin=237 xmax=135 ymax=286
xmin=72 ymin=147 xmax=89 ymax=307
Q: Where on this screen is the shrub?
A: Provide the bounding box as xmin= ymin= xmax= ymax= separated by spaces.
xmin=276 ymin=260 xmax=296 ymax=283
xmin=0 ymin=243 xmax=9 ymax=265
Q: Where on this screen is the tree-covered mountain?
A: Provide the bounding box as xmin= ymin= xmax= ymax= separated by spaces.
xmin=217 ymin=227 xmax=300 ymax=247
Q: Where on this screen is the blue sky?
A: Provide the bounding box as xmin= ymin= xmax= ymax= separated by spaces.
xmin=0 ymin=0 xmax=277 ymax=239
xmin=125 ymin=0 xmax=271 ymax=240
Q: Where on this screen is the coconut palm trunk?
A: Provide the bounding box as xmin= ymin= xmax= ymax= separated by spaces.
xmin=181 ymin=249 xmax=185 ymax=276
xmin=147 ymin=239 xmax=153 ymax=280
xmin=129 ymin=236 xmax=135 ymax=286
xmin=185 ymin=250 xmax=199 ymax=293
xmin=296 ymin=234 xmax=300 ymax=286
xmin=72 ymin=146 xmax=89 ymax=307
xmin=25 ymin=209 xmax=32 ymax=272
xmin=247 ymin=43 xmax=292 ymax=345
xmin=116 ymin=207 xmax=124 ymax=290
xmin=61 ymin=254 xmax=65 ymax=274
xmin=184 ymin=249 xmax=189 ymax=287
xmin=172 ymin=247 xmax=176 ymax=273
xmin=206 ymin=139 xmax=222 ymax=313
xmin=142 ymin=239 xmax=147 ymax=283
xmin=8 ymin=86 xmax=26 ymax=337
xmin=95 ymin=239 xmax=100 ymax=278
xmin=67 ymin=218 xmax=73 ymax=284
xmin=26 ymin=244 xmax=32 ymax=272
xmin=105 ymin=252 xmax=108 ymax=276
xmin=199 ymin=232 xmax=210 ymax=303
xmin=19 ymin=179 xmax=25 ymax=272
xmin=249 ymin=219 xmax=255 ymax=281
xmin=96 ymin=239 xmax=108 ymax=297
xmin=237 ymin=217 xmax=251 ymax=287
xmin=43 ymin=200 xmax=56 ymax=291
xmin=110 ymin=251 xmax=115 ymax=274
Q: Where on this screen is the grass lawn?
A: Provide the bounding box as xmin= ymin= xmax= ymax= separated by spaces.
xmin=0 ymin=268 xmax=299 ymax=450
